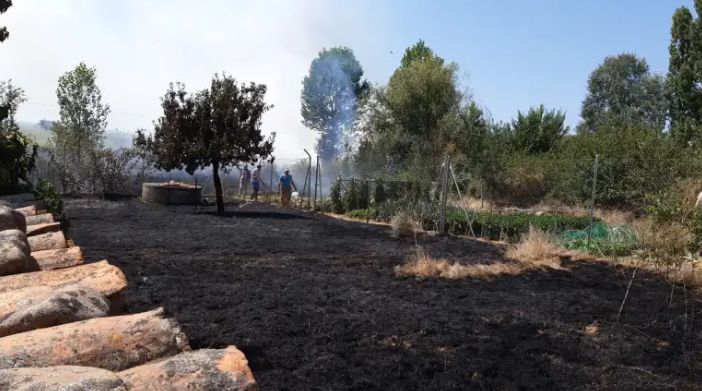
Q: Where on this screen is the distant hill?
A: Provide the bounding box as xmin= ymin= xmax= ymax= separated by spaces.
xmin=18 ymin=120 xmax=134 ymax=149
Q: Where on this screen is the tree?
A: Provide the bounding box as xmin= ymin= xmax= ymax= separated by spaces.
xmin=0 ymin=0 xmax=11 ymax=43
xmin=0 ymin=80 xmax=37 ymax=194
xmin=135 ymin=74 xmax=275 ymax=213
xmin=510 ymin=105 xmax=568 ymax=154
xmin=580 ymin=53 xmax=667 ymax=133
xmin=301 ymin=47 xmax=369 ymax=161
xmin=668 ymin=3 xmax=702 ymax=145
xmin=50 ymin=62 xmax=111 ymax=193
xmin=385 ymin=43 xmax=459 ymax=167
xmin=400 ymin=39 xmax=443 ymax=68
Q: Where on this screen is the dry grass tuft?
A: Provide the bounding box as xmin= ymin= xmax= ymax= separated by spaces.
xmin=391 ymin=212 xmax=418 ymax=238
xmin=505 ymin=227 xmax=560 ymax=263
xmin=396 ymin=231 xmax=562 ymax=281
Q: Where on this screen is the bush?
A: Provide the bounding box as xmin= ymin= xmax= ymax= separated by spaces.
xmin=635 ymin=221 xmax=691 ymax=268
xmin=330 ymin=180 xmax=344 ymax=213
xmin=34 ymin=179 xmax=69 ymax=233
xmin=345 ymin=179 xmax=360 ymax=211
xmin=373 ymin=178 xmax=387 ymax=204
xmin=391 ymin=212 xmax=418 ymax=238
xmin=359 ymin=180 xmax=370 ymax=210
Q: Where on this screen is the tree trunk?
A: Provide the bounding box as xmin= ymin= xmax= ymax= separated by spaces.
xmin=28 ymin=231 xmax=67 ymax=252
xmin=0 ymin=308 xmax=188 ymax=371
xmin=0 ymin=366 xmax=127 ymax=391
xmin=119 ymin=346 xmax=256 ymax=391
xmin=26 ymin=222 xmax=61 ymax=236
xmin=212 ymin=160 xmax=225 ymax=213
xmin=0 ymin=260 xmax=127 ymax=296
xmin=25 ymin=213 xmax=55 ymax=226
xmin=30 ymin=246 xmax=84 ymax=270
xmin=14 ymin=205 xmax=37 ymax=217
xmin=0 ymin=284 xmax=110 ymax=337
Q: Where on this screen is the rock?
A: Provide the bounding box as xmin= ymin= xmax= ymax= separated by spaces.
xmin=0 ymin=205 xmax=26 ymax=233
xmin=0 ymin=238 xmax=30 ymax=276
xmin=119 ymin=346 xmax=256 ymax=391
xmin=0 ymin=308 xmax=189 ymax=371
xmin=0 ymin=366 xmax=127 ymax=391
xmin=0 ymin=284 xmax=110 ymax=337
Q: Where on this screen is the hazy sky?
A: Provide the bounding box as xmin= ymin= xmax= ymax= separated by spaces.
xmin=0 ymin=0 xmax=694 ymax=159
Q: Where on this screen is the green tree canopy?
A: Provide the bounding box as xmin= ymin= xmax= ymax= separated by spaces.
xmin=510 ymin=105 xmax=568 ymax=154
xmin=301 ymin=47 xmax=369 ymax=161
xmin=0 ymin=80 xmax=36 ymax=194
xmin=668 ymin=2 xmax=702 ymax=145
xmin=135 ymin=74 xmax=275 ymax=212
xmin=400 ymin=40 xmax=443 ymax=68
xmin=580 ymin=53 xmax=666 ymax=132
xmin=51 ymin=62 xmax=111 ymax=193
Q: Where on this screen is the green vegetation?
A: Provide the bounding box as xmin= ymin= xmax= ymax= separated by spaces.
xmin=0 ymin=80 xmax=37 ymax=194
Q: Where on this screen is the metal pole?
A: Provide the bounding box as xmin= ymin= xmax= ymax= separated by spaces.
xmin=439 ymin=153 xmax=449 ymax=235
xmin=304 ymin=149 xmax=312 ymax=209
xmin=449 ymin=163 xmax=476 ymax=237
xmin=313 ymin=156 xmax=319 ymax=210
xmin=269 ymin=159 xmax=274 ymax=202
xmin=587 ymin=154 xmax=600 ymax=247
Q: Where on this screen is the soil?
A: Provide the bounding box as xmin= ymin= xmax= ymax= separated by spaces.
xmin=67 ymin=198 xmax=702 ymax=390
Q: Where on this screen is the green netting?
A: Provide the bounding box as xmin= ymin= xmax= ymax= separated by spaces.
xmin=561 ymin=222 xmax=638 ymax=257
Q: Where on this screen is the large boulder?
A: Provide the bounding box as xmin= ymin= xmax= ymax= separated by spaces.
xmin=0 ymin=205 xmax=26 ymax=233
xmin=0 ymin=284 xmax=110 ymax=337
xmin=0 ymin=236 xmax=31 ymax=276
xmin=0 ymin=366 xmax=127 ymax=391
xmin=119 ymin=346 xmax=256 ymax=391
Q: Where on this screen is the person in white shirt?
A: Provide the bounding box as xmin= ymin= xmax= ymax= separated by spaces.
xmin=250 ymin=164 xmax=266 ymax=201
xmin=239 ymin=165 xmax=251 ymax=197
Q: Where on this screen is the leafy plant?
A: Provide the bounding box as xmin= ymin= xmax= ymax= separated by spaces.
xmin=330 ymin=180 xmax=344 ymax=213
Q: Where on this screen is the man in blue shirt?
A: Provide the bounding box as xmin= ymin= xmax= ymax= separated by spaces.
xmin=278 ymin=169 xmax=297 ymax=207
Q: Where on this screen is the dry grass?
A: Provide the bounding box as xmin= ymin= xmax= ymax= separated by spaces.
xmin=396 ymin=229 xmax=562 ymax=280
xmin=391 ymin=212 xmax=419 ymax=238
xmin=505 ymin=227 xmax=560 ymax=262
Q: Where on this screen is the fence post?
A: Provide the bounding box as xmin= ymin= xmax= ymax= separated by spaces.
xmin=313 ymin=155 xmax=319 ymax=211
xmin=587 ymin=154 xmax=600 ymax=247
xmin=439 ymin=153 xmax=449 ymax=235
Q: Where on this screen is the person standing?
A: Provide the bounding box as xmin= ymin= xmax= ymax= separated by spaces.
xmin=278 ymin=169 xmax=297 ymax=207
xmin=250 ymin=164 xmax=265 ymax=201
xmin=239 ymin=165 xmax=251 ymax=197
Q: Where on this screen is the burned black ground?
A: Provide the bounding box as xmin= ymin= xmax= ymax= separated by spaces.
xmin=67 ymin=199 xmax=702 ymax=390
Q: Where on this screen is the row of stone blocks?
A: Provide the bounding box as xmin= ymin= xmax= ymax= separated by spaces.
xmin=0 ymin=194 xmax=256 ymax=390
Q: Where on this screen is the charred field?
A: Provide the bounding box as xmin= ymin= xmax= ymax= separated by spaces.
xmin=68 ymin=198 xmax=702 ymax=391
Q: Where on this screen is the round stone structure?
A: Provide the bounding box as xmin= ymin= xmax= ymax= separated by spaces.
xmin=141 ymin=182 xmax=202 ymax=205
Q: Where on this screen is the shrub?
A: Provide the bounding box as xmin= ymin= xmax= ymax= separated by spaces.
xmin=345 ymin=179 xmax=360 ymax=212
xmin=34 ymin=179 xmax=69 ymax=233
xmin=330 ymin=180 xmax=344 ymax=213
xmin=373 ymin=178 xmax=387 ymax=204
xmin=634 ymin=220 xmax=691 ymax=268
xmin=391 ymin=212 xmax=417 ymax=238
xmin=359 ymin=180 xmax=370 ymax=210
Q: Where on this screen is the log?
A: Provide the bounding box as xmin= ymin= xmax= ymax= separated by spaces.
xmin=0 ymin=238 xmax=31 ymax=276
xmin=0 ymin=284 xmax=110 ymax=337
xmin=14 ymin=204 xmax=37 ymax=216
xmin=119 ymin=346 xmax=256 ymax=391
xmin=30 ymin=246 xmax=84 ymax=271
xmin=0 ymin=205 xmax=26 ymax=233
xmin=0 ymin=308 xmax=189 ymax=371
xmin=28 ymin=230 xmax=67 ymax=252
xmin=0 ymin=260 xmax=127 ymax=296
xmin=26 ymin=222 xmax=61 ymax=236
xmin=25 ymin=213 xmax=54 ymax=226
xmin=0 ymin=229 xmax=30 ymax=255
xmin=0 ymin=366 xmax=128 ymax=391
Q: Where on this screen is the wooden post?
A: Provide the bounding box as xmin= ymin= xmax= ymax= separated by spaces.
xmin=587 ymin=154 xmax=600 ymax=247
xmin=439 ymin=153 xmax=449 ymax=235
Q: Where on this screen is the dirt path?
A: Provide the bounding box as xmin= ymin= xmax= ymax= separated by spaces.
xmin=67 ymin=198 xmax=702 ymax=390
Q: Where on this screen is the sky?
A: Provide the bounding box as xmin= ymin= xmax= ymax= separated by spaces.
xmin=0 ymin=0 xmax=695 ymax=159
